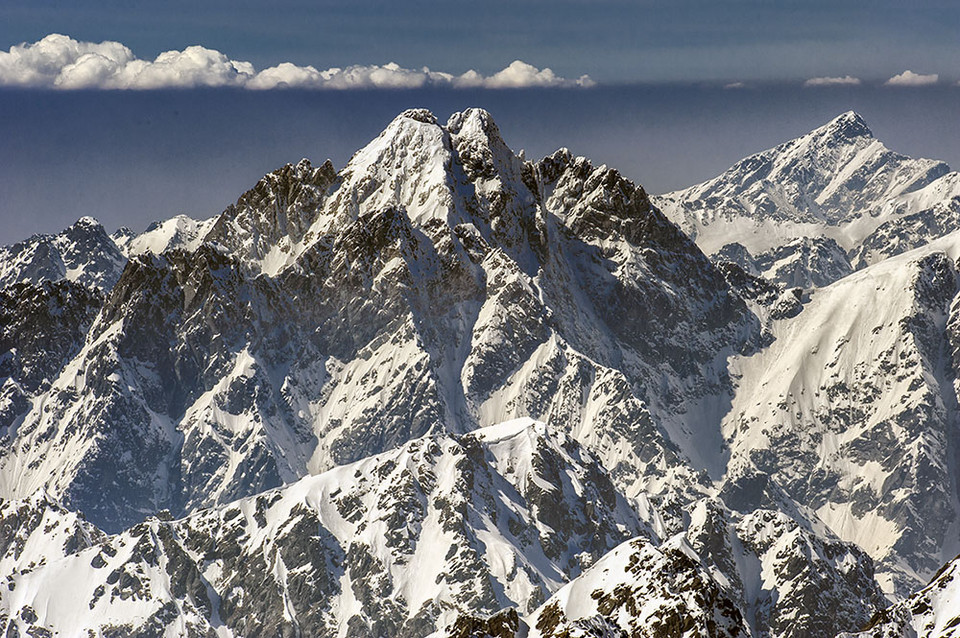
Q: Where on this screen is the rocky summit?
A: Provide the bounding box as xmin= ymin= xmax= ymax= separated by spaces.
xmin=1 ymin=108 xmax=959 ymax=637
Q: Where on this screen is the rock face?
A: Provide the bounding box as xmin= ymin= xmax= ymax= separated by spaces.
xmin=204 ymin=157 xmax=337 ymax=273
xmin=0 ymin=279 xmax=103 ymax=432
xmin=680 ymin=499 xmax=884 ymax=638
xmin=4 ymin=107 xmax=960 ymax=637
xmin=526 ymin=536 xmax=750 ymax=638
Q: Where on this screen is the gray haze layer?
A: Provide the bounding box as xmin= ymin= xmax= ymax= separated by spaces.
xmin=1 ymin=84 xmax=958 ymax=245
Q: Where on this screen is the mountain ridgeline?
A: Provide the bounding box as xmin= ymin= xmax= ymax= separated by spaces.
xmin=1 ymin=108 xmax=959 ymax=637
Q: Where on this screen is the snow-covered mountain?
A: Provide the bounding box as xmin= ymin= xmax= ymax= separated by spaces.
xmin=851 ymin=171 xmax=960 ymax=269
xmin=113 ymin=214 xmax=217 ymax=257
xmin=715 ymin=236 xmax=853 ymax=289
xmin=655 ymin=111 xmax=960 ymax=287
xmin=4 ymin=107 xmax=960 ymax=637
xmin=0 ymin=108 xmax=756 ymax=532
xmin=508 ymin=499 xmax=883 ymax=638
xmin=0 ymin=421 xmax=884 ymax=638
xmin=0 ymin=421 xmax=660 ymax=637
xmin=0 ymin=216 xmax=127 ymax=292
xmin=840 ymin=554 xmax=960 ymax=638
xmin=1 ymin=211 xmax=220 ymax=293
xmin=523 ymin=535 xmax=750 ymax=638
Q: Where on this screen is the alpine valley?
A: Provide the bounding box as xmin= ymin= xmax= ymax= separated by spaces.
xmin=1 ymin=107 xmax=959 ymax=638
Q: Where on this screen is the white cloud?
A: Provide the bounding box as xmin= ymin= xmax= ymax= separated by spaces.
xmin=249 ymin=60 xmax=594 ymax=90
xmin=0 ymin=34 xmax=134 ymax=87
xmin=473 ymin=60 xmax=595 ymax=88
xmin=803 ymin=75 xmax=861 ymax=87
xmin=884 ymin=70 xmax=939 ymax=86
xmin=245 ymin=62 xmax=325 ymax=90
xmin=0 ymin=34 xmax=592 ymax=90
xmin=112 ymin=47 xmax=254 ymax=89
xmin=286 ymin=62 xmax=456 ymax=90
xmin=723 ymin=82 xmax=747 ymax=89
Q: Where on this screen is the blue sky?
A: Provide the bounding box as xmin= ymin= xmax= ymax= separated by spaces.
xmin=1 ymin=0 xmax=958 ymax=83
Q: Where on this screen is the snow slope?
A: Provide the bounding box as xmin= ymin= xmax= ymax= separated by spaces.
xmin=114 ymin=214 xmax=217 ymax=257
xmin=722 ymin=230 xmax=960 ymax=595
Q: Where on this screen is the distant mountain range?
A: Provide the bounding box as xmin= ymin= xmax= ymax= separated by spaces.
xmin=656 ymin=110 xmax=960 ymax=286
xmin=1 ymin=108 xmax=959 ymax=637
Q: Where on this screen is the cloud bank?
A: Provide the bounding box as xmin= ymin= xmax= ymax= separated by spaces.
xmin=804 ymin=75 xmax=861 ymax=87
xmin=0 ymin=34 xmax=594 ymax=90
xmin=884 ymin=70 xmax=939 ymax=86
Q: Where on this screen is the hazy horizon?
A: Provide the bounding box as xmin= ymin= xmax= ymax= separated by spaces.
xmin=1 ymin=82 xmax=958 ymax=245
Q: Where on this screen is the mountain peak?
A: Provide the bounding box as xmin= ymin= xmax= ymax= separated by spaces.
xmin=71 ymin=216 xmax=103 ymax=230
xmin=654 ymin=108 xmax=953 ymax=253
xmin=447 ymin=108 xmax=506 ymax=149
xmin=396 ymin=107 xmax=438 ymax=125
xmin=446 ymin=107 xmax=495 ymax=132
xmin=818 ymin=110 xmax=873 ymax=141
